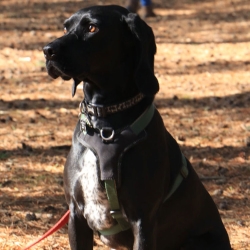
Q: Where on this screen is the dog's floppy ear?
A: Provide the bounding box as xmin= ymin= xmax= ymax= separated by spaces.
xmin=123 ymin=13 xmax=159 ymax=96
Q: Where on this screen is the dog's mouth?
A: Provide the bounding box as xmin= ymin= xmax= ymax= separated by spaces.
xmin=46 ymin=61 xmax=72 ymax=81
xmin=46 ymin=60 xmax=82 ymax=97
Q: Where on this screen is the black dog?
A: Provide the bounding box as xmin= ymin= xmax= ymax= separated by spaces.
xmin=43 ymin=5 xmax=231 ymax=250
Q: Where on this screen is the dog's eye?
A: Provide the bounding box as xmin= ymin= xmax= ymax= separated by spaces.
xmin=64 ymin=27 xmax=67 ymax=34
xmin=88 ymin=25 xmax=97 ymax=33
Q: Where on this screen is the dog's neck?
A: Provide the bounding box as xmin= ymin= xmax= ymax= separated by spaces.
xmin=82 ymin=82 xmax=154 ymax=130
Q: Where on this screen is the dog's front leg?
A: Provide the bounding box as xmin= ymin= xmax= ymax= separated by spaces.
xmin=68 ymin=207 xmax=93 ymax=250
xmin=132 ymin=217 xmax=157 ymax=250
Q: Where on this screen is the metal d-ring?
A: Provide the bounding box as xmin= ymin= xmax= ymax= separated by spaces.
xmin=100 ymin=127 xmax=115 ymax=142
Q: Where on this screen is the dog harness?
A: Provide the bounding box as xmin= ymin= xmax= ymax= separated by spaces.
xmin=77 ymin=103 xmax=189 ymax=236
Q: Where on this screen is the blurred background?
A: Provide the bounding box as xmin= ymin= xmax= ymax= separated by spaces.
xmin=0 ymin=0 xmax=250 ymax=249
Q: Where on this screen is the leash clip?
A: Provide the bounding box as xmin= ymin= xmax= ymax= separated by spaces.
xmin=100 ymin=127 xmax=115 ymax=142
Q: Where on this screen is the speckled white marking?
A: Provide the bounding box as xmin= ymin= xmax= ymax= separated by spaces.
xmin=81 ymin=148 xmax=115 ymax=231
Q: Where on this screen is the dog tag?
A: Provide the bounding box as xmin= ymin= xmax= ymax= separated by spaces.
xmin=80 ymin=120 xmax=87 ymax=134
xmin=79 ymin=113 xmax=92 ymax=134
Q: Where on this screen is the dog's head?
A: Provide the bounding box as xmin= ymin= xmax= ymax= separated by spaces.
xmin=43 ymin=5 xmax=159 ymax=97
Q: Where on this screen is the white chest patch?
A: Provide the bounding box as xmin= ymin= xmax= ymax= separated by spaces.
xmin=80 ymin=148 xmax=114 ymax=231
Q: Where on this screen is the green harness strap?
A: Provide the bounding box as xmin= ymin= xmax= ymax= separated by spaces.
xmin=99 ymin=180 xmax=131 ymax=236
xmin=130 ymin=104 xmax=155 ymax=135
xmin=163 ymin=153 xmax=188 ymax=203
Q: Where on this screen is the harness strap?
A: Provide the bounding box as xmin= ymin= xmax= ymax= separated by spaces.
xmin=99 ymin=105 xmax=155 ymax=236
xmin=98 ymin=105 xmax=189 ymax=235
xmin=99 ymin=180 xmax=131 ymax=236
xmin=130 ymin=104 xmax=155 ymax=135
xmin=163 ymin=153 xmax=188 ymax=203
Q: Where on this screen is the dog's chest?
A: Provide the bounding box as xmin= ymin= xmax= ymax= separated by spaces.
xmin=80 ymin=148 xmax=114 ymax=231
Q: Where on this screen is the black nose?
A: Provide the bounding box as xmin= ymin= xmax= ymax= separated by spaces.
xmin=43 ymin=45 xmax=56 ymax=60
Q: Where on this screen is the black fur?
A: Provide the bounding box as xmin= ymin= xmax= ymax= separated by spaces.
xmin=43 ymin=5 xmax=231 ymax=250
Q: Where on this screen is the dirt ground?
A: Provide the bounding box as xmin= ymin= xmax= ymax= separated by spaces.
xmin=0 ymin=0 xmax=250 ymax=249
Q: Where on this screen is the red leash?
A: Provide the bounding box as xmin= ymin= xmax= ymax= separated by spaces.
xmin=22 ymin=210 xmax=70 ymax=250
